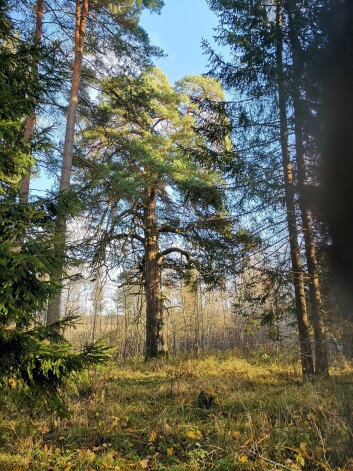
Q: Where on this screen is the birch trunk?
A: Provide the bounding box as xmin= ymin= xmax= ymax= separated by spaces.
xmin=275 ymin=0 xmax=314 ymax=378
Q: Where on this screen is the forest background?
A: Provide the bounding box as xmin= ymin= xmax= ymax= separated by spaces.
xmin=1 ymin=0 xmax=353 ymax=469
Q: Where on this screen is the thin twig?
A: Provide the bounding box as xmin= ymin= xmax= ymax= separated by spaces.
xmin=249 ymin=450 xmax=293 ymax=470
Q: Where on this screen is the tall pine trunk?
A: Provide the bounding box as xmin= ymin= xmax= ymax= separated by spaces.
xmin=19 ymin=0 xmax=44 ymax=202
xmin=47 ymin=0 xmax=89 ymax=325
xmin=143 ymin=187 xmax=168 ymax=359
xmin=285 ymin=0 xmax=329 ymax=375
xmin=275 ymin=0 xmax=314 ymax=378
xmin=60 ymin=0 xmax=88 ymax=193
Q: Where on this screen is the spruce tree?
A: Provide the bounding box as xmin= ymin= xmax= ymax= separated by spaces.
xmin=204 ymin=0 xmax=316 ymax=377
xmin=0 ymin=4 xmax=110 ymax=414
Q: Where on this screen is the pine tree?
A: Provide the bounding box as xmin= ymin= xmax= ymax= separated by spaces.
xmin=77 ymin=67 xmax=244 ymax=359
xmin=46 ymin=0 xmax=165 ymax=325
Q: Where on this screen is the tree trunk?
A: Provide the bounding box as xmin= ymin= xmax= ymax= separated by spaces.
xmin=143 ymin=187 xmax=168 ymax=359
xmin=275 ymin=0 xmax=314 ymax=378
xmin=91 ymin=269 xmax=103 ymax=342
xmin=60 ymin=0 xmax=88 ymax=193
xmin=47 ymin=0 xmax=89 ymax=325
xmin=285 ymin=0 xmax=329 ymax=376
xmin=19 ymin=0 xmax=44 ymax=202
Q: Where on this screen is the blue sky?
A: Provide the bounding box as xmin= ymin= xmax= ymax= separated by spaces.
xmin=141 ymin=0 xmax=219 ymax=84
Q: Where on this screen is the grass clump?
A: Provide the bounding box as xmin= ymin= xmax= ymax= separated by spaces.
xmin=0 ymin=351 xmax=352 ymax=470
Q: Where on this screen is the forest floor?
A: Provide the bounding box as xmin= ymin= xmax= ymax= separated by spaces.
xmin=0 ymin=351 xmax=352 ymax=470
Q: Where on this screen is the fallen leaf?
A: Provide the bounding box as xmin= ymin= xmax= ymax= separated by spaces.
xmin=139 ymin=458 xmax=149 ymax=469
xmin=186 ymin=429 xmax=203 ymax=440
xmin=296 ymin=454 xmax=305 ymax=467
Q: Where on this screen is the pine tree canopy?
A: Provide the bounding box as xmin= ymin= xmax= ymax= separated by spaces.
xmin=76 ymin=67 xmax=249 ymax=287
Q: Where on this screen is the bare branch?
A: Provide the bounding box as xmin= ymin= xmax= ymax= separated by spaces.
xmin=118 ymin=281 xmax=144 ymax=288
xmin=115 ymin=232 xmax=145 ymax=245
xmin=151 ymin=117 xmax=166 ymax=131
xmin=160 ymin=247 xmax=190 ymax=259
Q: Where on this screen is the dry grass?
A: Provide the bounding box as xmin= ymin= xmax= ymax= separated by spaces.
xmin=0 ymin=352 xmax=352 ymax=470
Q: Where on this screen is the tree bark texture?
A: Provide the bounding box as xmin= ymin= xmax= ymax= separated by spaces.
xmin=19 ymin=0 xmax=44 ymax=202
xmin=285 ymin=0 xmax=329 ymax=375
xmin=47 ymin=0 xmax=89 ymax=325
xmin=143 ymin=187 xmax=168 ymax=359
xmin=60 ymin=0 xmax=88 ymax=192
xmin=275 ymin=0 xmax=314 ymax=378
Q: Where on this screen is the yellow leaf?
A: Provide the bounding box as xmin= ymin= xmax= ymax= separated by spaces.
xmin=186 ymin=429 xmax=202 ymax=440
xmin=86 ymin=450 xmax=96 ymax=463
xmin=149 ymin=431 xmax=157 ymax=443
xmin=139 ymin=458 xmax=149 ymax=469
xmin=239 ymin=455 xmax=248 ymax=463
xmin=109 ymin=416 xmax=120 ymax=431
xmin=296 ymin=454 xmax=305 ymax=467
xmin=8 ymin=377 xmax=16 ymax=389
xmin=166 ymin=447 xmax=174 ymax=456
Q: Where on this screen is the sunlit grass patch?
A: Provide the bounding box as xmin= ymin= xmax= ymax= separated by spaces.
xmin=0 ymin=352 xmax=352 ymax=470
